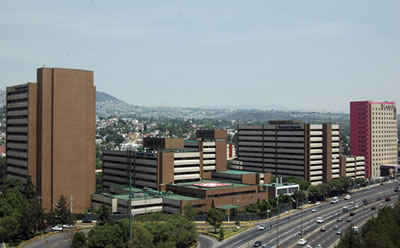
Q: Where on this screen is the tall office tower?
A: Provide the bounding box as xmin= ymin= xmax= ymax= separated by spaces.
xmin=350 ymin=101 xmax=398 ymax=178
xmin=235 ymin=121 xmax=341 ymax=185
xmin=6 ymin=68 xmax=96 ymax=212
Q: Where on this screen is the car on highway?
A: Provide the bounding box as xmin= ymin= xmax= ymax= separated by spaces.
xmin=350 ymin=212 xmax=356 ymax=216
xmin=337 ymin=217 xmax=342 ymax=222
xmin=261 ymin=245 xmax=270 ymax=248
xmin=51 ymin=225 xmax=63 ymax=231
xmin=62 ymin=224 xmax=74 ymax=228
xmin=342 ymin=206 xmax=348 ymax=212
xmin=363 ymin=199 xmax=368 ymax=205
xmin=253 ymin=241 xmax=262 ymax=247
xmin=350 ymin=201 xmax=355 ymax=205
xmin=312 ymin=208 xmax=317 ymax=212
xmin=331 ymin=196 xmax=339 ymax=204
xmin=316 ymin=217 xmax=324 ymax=223
xmin=258 ymin=224 xmax=265 ymax=230
xmin=298 ymin=230 xmax=304 ymax=236
xmin=386 ymin=197 xmax=391 ymax=201
xmin=354 ymin=204 xmax=359 ymax=209
xmin=297 ymin=239 xmax=307 ymax=245
xmin=367 ymin=186 xmax=371 ymax=190
xmin=346 ymin=218 xmax=352 ymax=222
xmin=305 ymin=245 xmax=312 ymax=248
xmin=371 ymin=206 xmax=377 ymax=210
xmin=363 ymin=206 xmax=368 ymax=210
xmin=315 ymin=201 xmax=321 ymax=205
xmin=315 ymin=245 xmax=322 ymax=248
xmin=344 ymin=194 xmax=351 ymax=200
xmin=333 ymin=225 xmax=339 ymax=230
xmin=336 ymin=230 xmax=342 ymax=235
xmin=320 ymin=227 xmax=326 ymax=232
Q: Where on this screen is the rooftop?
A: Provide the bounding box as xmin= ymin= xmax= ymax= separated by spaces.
xmin=173 ymin=179 xmax=251 ymax=190
xmin=163 ymin=194 xmax=200 ymax=201
xmin=216 ymin=169 xmax=258 ymax=175
xmin=263 ymin=182 xmax=299 ymax=187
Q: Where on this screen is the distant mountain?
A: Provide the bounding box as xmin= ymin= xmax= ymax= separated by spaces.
xmin=96 ymin=91 xmax=124 ymax=103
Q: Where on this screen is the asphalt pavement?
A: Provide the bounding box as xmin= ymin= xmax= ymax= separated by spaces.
xmin=217 ymin=181 xmax=398 ymax=248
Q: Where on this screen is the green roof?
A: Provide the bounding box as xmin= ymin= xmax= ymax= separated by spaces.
xmin=216 ymin=204 xmax=241 ymax=210
xmin=217 ymin=169 xmax=258 ymax=175
xmin=263 ymin=183 xmax=298 ymax=187
xmin=173 ymin=179 xmax=250 ymax=190
xmin=163 ymin=194 xmax=200 ymax=201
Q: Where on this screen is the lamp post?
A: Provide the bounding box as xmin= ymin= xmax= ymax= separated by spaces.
xmin=276 ymin=197 xmax=280 ymax=248
xmin=128 ymin=150 xmax=133 ymax=240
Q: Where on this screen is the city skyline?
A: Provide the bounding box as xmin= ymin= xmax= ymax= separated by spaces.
xmin=1 ymin=1 xmax=400 ymax=112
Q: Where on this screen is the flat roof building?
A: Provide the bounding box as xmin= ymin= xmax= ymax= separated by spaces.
xmin=350 ymin=101 xmax=398 ymax=178
xmin=235 ymin=121 xmax=341 ymax=185
xmin=6 ymin=68 xmax=96 ymax=213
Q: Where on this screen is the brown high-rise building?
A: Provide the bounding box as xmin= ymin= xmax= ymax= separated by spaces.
xmin=6 ymin=68 xmax=96 ymax=213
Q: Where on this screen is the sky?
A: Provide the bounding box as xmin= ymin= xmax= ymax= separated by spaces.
xmin=1 ymin=0 xmax=399 ymax=113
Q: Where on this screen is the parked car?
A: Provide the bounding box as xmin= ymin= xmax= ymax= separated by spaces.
xmin=51 ymin=225 xmax=63 ymax=231
xmin=82 ymin=219 xmax=92 ymax=223
xmin=298 ymin=239 xmax=307 ymax=246
xmin=62 ymin=224 xmax=73 ymax=228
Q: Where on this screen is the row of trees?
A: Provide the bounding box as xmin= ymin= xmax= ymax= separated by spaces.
xmin=0 ymin=175 xmax=74 ymax=244
xmin=308 ymin=177 xmax=367 ymax=202
xmin=336 ymin=200 xmax=400 ymax=248
xmin=72 ymin=211 xmax=198 ymax=248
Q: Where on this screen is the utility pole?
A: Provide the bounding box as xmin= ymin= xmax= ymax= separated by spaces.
xmin=70 ymin=195 xmax=74 ymax=213
xmin=276 ymin=198 xmax=280 ymax=248
xmin=128 ymin=150 xmax=133 ymax=240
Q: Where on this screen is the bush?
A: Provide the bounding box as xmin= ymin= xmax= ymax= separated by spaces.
xmin=72 ymin=232 xmax=87 ymax=248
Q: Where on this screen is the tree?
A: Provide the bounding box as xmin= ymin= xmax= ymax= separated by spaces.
xmin=0 ymin=216 xmax=19 ymax=242
xmin=54 ymin=195 xmax=73 ymax=226
xmin=97 ymin=204 xmax=111 ymax=226
xmin=207 ymin=208 xmax=224 ymax=233
xmin=72 ymin=232 xmax=87 ymax=248
xmin=128 ymin=223 xmax=154 ymax=248
xmin=219 ymin=227 xmax=224 ymax=239
xmin=183 ymin=204 xmax=195 ymax=221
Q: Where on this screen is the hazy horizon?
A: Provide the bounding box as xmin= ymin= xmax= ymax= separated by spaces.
xmin=1 ymin=1 xmax=399 ymax=113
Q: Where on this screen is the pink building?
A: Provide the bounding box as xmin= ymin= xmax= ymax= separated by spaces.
xmin=350 ymin=101 xmax=398 ymax=178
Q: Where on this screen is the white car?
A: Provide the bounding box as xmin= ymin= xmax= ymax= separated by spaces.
xmin=354 ymin=204 xmax=359 ymax=209
xmin=316 ymin=217 xmax=324 ymax=223
xmin=305 ymin=245 xmax=313 ymax=248
xmin=312 ymin=208 xmax=317 ymax=212
xmin=298 ymin=239 xmax=307 ymax=245
xmin=62 ymin=224 xmax=73 ymax=228
xmin=51 ymin=225 xmax=63 ymax=231
xmin=258 ymin=224 xmax=265 ymax=230
xmin=315 ymin=201 xmax=321 ymax=205
xmin=344 ymin=194 xmax=351 ymax=200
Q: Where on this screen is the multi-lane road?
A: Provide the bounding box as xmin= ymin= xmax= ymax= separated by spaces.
xmin=218 ymin=181 xmax=398 ymax=248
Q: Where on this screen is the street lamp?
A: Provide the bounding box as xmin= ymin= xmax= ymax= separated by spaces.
xmin=276 ymin=197 xmax=280 ymax=248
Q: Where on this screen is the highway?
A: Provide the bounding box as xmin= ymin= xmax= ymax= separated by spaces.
xmin=218 ymin=181 xmax=398 ymax=248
